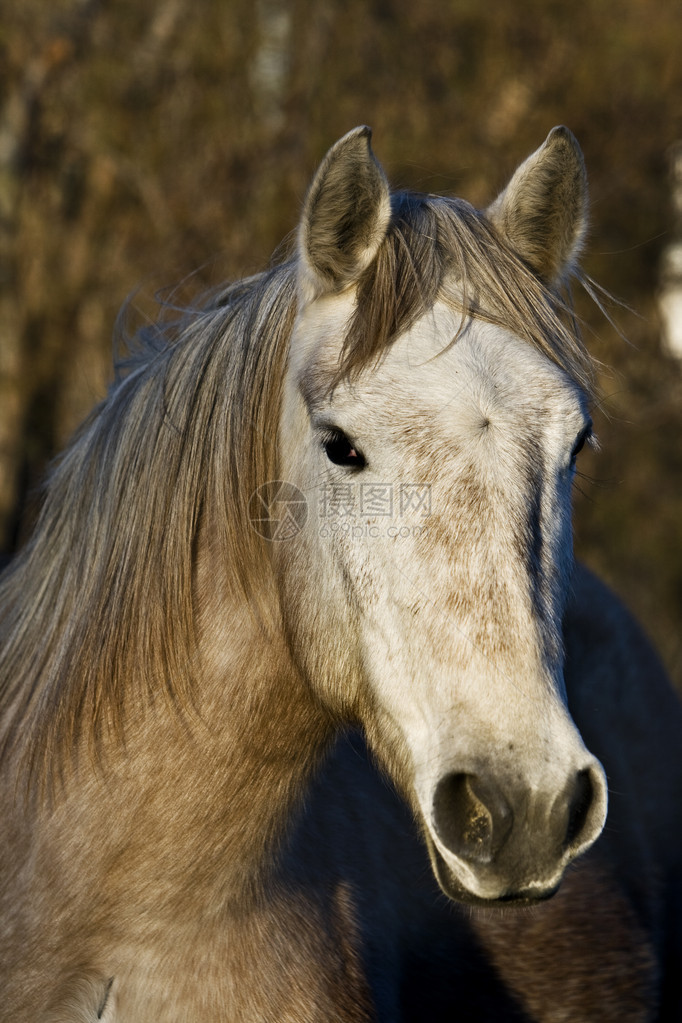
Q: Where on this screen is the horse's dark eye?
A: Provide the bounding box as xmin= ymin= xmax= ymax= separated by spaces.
xmin=570 ymin=422 xmax=593 ymax=467
xmin=323 ymin=431 xmax=366 ymax=469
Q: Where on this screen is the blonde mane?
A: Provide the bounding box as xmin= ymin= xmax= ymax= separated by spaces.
xmin=343 ymin=192 xmax=593 ymax=394
xmin=0 ymin=190 xmax=594 ymax=779
xmin=0 ymin=265 xmax=298 ymax=776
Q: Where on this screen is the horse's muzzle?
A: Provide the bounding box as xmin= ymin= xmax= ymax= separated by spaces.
xmin=427 ymin=761 xmax=608 ymax=904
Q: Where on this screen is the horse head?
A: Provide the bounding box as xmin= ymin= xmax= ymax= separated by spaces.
xmin=276 ymin=127 xmax=607 ymax=905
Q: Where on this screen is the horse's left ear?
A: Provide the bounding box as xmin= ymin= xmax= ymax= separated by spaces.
xmin=298 ymin=126 xmax=391 ymax=301
xmin=486 ymin=126 xmax=588 ymax=285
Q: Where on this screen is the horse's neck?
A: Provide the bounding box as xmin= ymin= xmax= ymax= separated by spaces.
xmin=19 ymin=590 xmax=330 ymax=919
xmin=186 ymin=596 xmax=331 ymax=887
xmin=179 ymin=534 xmax=332 ymax=893
xmin=130 ymin=608 xmax=329 ymax=901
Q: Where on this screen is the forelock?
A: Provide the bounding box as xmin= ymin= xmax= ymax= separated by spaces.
xmin=333 ymin=191 xmax=594 ymax=398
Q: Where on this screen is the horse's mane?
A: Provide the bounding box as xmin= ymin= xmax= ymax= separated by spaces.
xmin=0 ymin=264 xmax=299 ymax=777
xmin=0 ymin=190 xmax=594 ymax=779
xmin=342 ymin=192 xmax=593 ymax=394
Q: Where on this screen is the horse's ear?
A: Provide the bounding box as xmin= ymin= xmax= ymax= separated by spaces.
xmin=298 ymin=126 xmax=391 ymax=300
xmin=486 ymin=126 xmax=588 ymax=285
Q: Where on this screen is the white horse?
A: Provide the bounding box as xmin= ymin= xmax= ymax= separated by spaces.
xmin=0 ymin=126 xmax=679 ymax=1021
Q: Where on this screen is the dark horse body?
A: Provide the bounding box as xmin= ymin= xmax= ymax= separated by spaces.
xmin=1 ymin=126 xmax=681 ymax=1021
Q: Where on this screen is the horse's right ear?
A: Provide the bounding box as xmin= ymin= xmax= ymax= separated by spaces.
xmin=486 ymin=126 xmax=588 ymax=286
xmin=298 ymin=126 xmax=391 ymax=301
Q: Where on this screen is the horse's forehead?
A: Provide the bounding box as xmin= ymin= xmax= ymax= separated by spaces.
xmin=292 ymin=294 xmax=585 ymax=435
xmin=336 ymin=305 xmax=584 ymax=427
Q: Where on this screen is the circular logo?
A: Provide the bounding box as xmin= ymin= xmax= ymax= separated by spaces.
xmin=247 ymin=481 xmax=308 ymax=541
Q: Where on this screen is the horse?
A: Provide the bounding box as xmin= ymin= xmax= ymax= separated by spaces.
xmin=0 ymin=125 xmax=680 ymax=1021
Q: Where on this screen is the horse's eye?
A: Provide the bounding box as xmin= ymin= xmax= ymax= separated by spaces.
xmin=323 ymin=430 xmax=366 ymax=469
xmin=570 ymin=422 xmax=593 ymax=467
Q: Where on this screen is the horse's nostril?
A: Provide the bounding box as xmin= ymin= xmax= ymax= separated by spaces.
xmin=432 ymin=772 xmax=512 ymax=864
xmin=565 ymin=769 xmax=595 ymax=848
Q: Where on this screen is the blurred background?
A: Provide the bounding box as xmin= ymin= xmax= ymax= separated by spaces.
xmin=1 ymin=0 xmax=681 ymax=690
